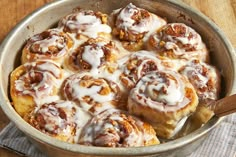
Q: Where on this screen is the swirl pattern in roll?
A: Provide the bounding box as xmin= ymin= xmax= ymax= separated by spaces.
xmin=62 ymin=74 xmax=121 ymax=114
xmin=79 ymin=109 xmax=159 ymax=147
xmin=128 ymin=70 xmax=198 ymax=138
xmin=119 ymin=51 xmax=173 ymax=89
xmin=29 ymin=100 xmax=91 ymax=143
xmin=111 ymin=3 xmax=166 ymax=51
xmin=10 ymin=61 xmax=63 ymax=118
xmin=148 ymin=23 xmax=209 ymax=62
xmin=65 ymin=37 xmax=119 ymax=74
xmin=58 ymin=9 xmax=111 ymax=39
xmin=179 ymin=59 xmax=221 ymax=103
xmin=21 ymin=29 xmax=74 ymax=64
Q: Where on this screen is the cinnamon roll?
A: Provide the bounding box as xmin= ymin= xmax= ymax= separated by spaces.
xmin=10 ymin=61 xmax=63 ymax=118
xmin=79 ymin=109 xmax=159 ymax=147
xmin=179 ymin=59 xmax=221 ymax=103
xmin=64 ymin=37 xmax=119 ymax=74
xmin=128 ymin=70 xmax=198 ymax=139
xmin=62 ymin=74 xmax=122 ymax=114
xmin=58 ymin=9 xmax=111 ymax=39
xmin=21 ymin=29 xmax=74 ymax=64
xmin=147 ymin=23 xmax=209 ymax=62
xmin=28 ymin=100 xmax=91 ymax=143
xmin=111 ymin=3 xmax=166 ymax=51
xmin=119 ymin=51 xmax=173 ymax=90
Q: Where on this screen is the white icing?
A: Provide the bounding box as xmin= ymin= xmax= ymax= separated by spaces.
xmin=165 ymin=23 xmax=201 ymax=48
xmin=146 ymin=77 xmax=183 ymax=105
xmin=37 ymin=62 xmax=61 ymax=78
xmin=114 ymin=3 xmax=166 ymax=42
xmin=14 ymin=62 xmax=63 ymax=105
xmin=97 ymin=64 xmax=122 ymax=83
xmin=82 ymin=42 xmax=107 ymax=74
xmin=80 ymin=23 xmax=111 ymax=39
xmin=72 ymin=83 xmax=114 ymax=103
xmin=116 ymin=3 xmax=147 ymax=33
xmin=181 ymin=65 xmax=209 ymax=88
xmin=151 ymin=23 xmax=208 ymax=61
xmin=15 ymin=79 xmax=25 ymax=92
xmin=180 ymin=60 xmax=219 ymax=101
xmin=75 ymin=14 xmax=98 ymax=24
xmin=143 ymin=13 xmax=167 ymax=42
xmin=118 ymin=50 xmax=168 ymax=88
xmin=35 ymin=100 xmax=91 ymax=143
xmin=79 ymin=109 xmax=152 ymax=147
xmin=130 ymin=70 xmax=189 ymax=112
xmin=32 ymin=35 xmax=63 ymax=53
xmin=29 ymin=29 xmax=67 ymax=58
xmin=62 ymin=11 xmax=111 ymax=38
xmin=64 ymin=74 xmax=119 ymax=114
xmin=39 ymin=95 xmax=61 ymax=105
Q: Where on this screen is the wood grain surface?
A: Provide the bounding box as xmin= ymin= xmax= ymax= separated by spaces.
xmin=0 ymin=0 xmax=235 ymax=156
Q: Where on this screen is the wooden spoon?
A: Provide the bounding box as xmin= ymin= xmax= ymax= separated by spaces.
xmin=207 ymin=94 xmax=236 ymax=117
xmin=173 ymin=94 xmax=236 ymax=138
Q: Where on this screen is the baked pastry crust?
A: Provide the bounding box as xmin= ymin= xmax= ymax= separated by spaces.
xmin=21 ymin=29 xmax=74 ymax=64
xmin=58 ymin=9 xmax=111 ymax=39
xmin=119 ymin=50 xmax=175 ymax=90
xmin=62 ymin=73 xmax=122 ymax=115
xmin=128 ymin=70 xmax=199 ymax=139
xmin=64 ymin=37 xmax=119 ymax=74
xmin=79 ymin=109 xmax=159 ymax=147
xmin=28 ymin=100 xmax=91 ymax=143
xmin=111 ymin=3 xmax=166 ymax=51
xmin=147 ymin=23 xmax=209 ymax=62
xmin=10 ymin=61 xmax=63 ymax=118
xmin=179 ymin=59 xmax=221 ymax=103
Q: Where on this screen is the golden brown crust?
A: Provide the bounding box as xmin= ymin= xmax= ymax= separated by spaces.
xmin=120 ymin=40 xmax=144 ymax=52
xmin=10 ymin=61 xmax=63 ymax=118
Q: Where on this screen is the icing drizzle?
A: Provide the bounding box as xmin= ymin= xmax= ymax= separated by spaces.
xmin=79 ymin=109 xmax=158 ymax=147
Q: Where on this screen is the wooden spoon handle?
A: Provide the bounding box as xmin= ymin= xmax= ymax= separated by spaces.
xmin=208 ymin=94 xmax=236 ymax=117
xmin=173 ymin=94 xmax=236 ymax=138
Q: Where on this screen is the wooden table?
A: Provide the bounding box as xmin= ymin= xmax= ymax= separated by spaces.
xmin=0 ymin=0 xmax=235 ymax=156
